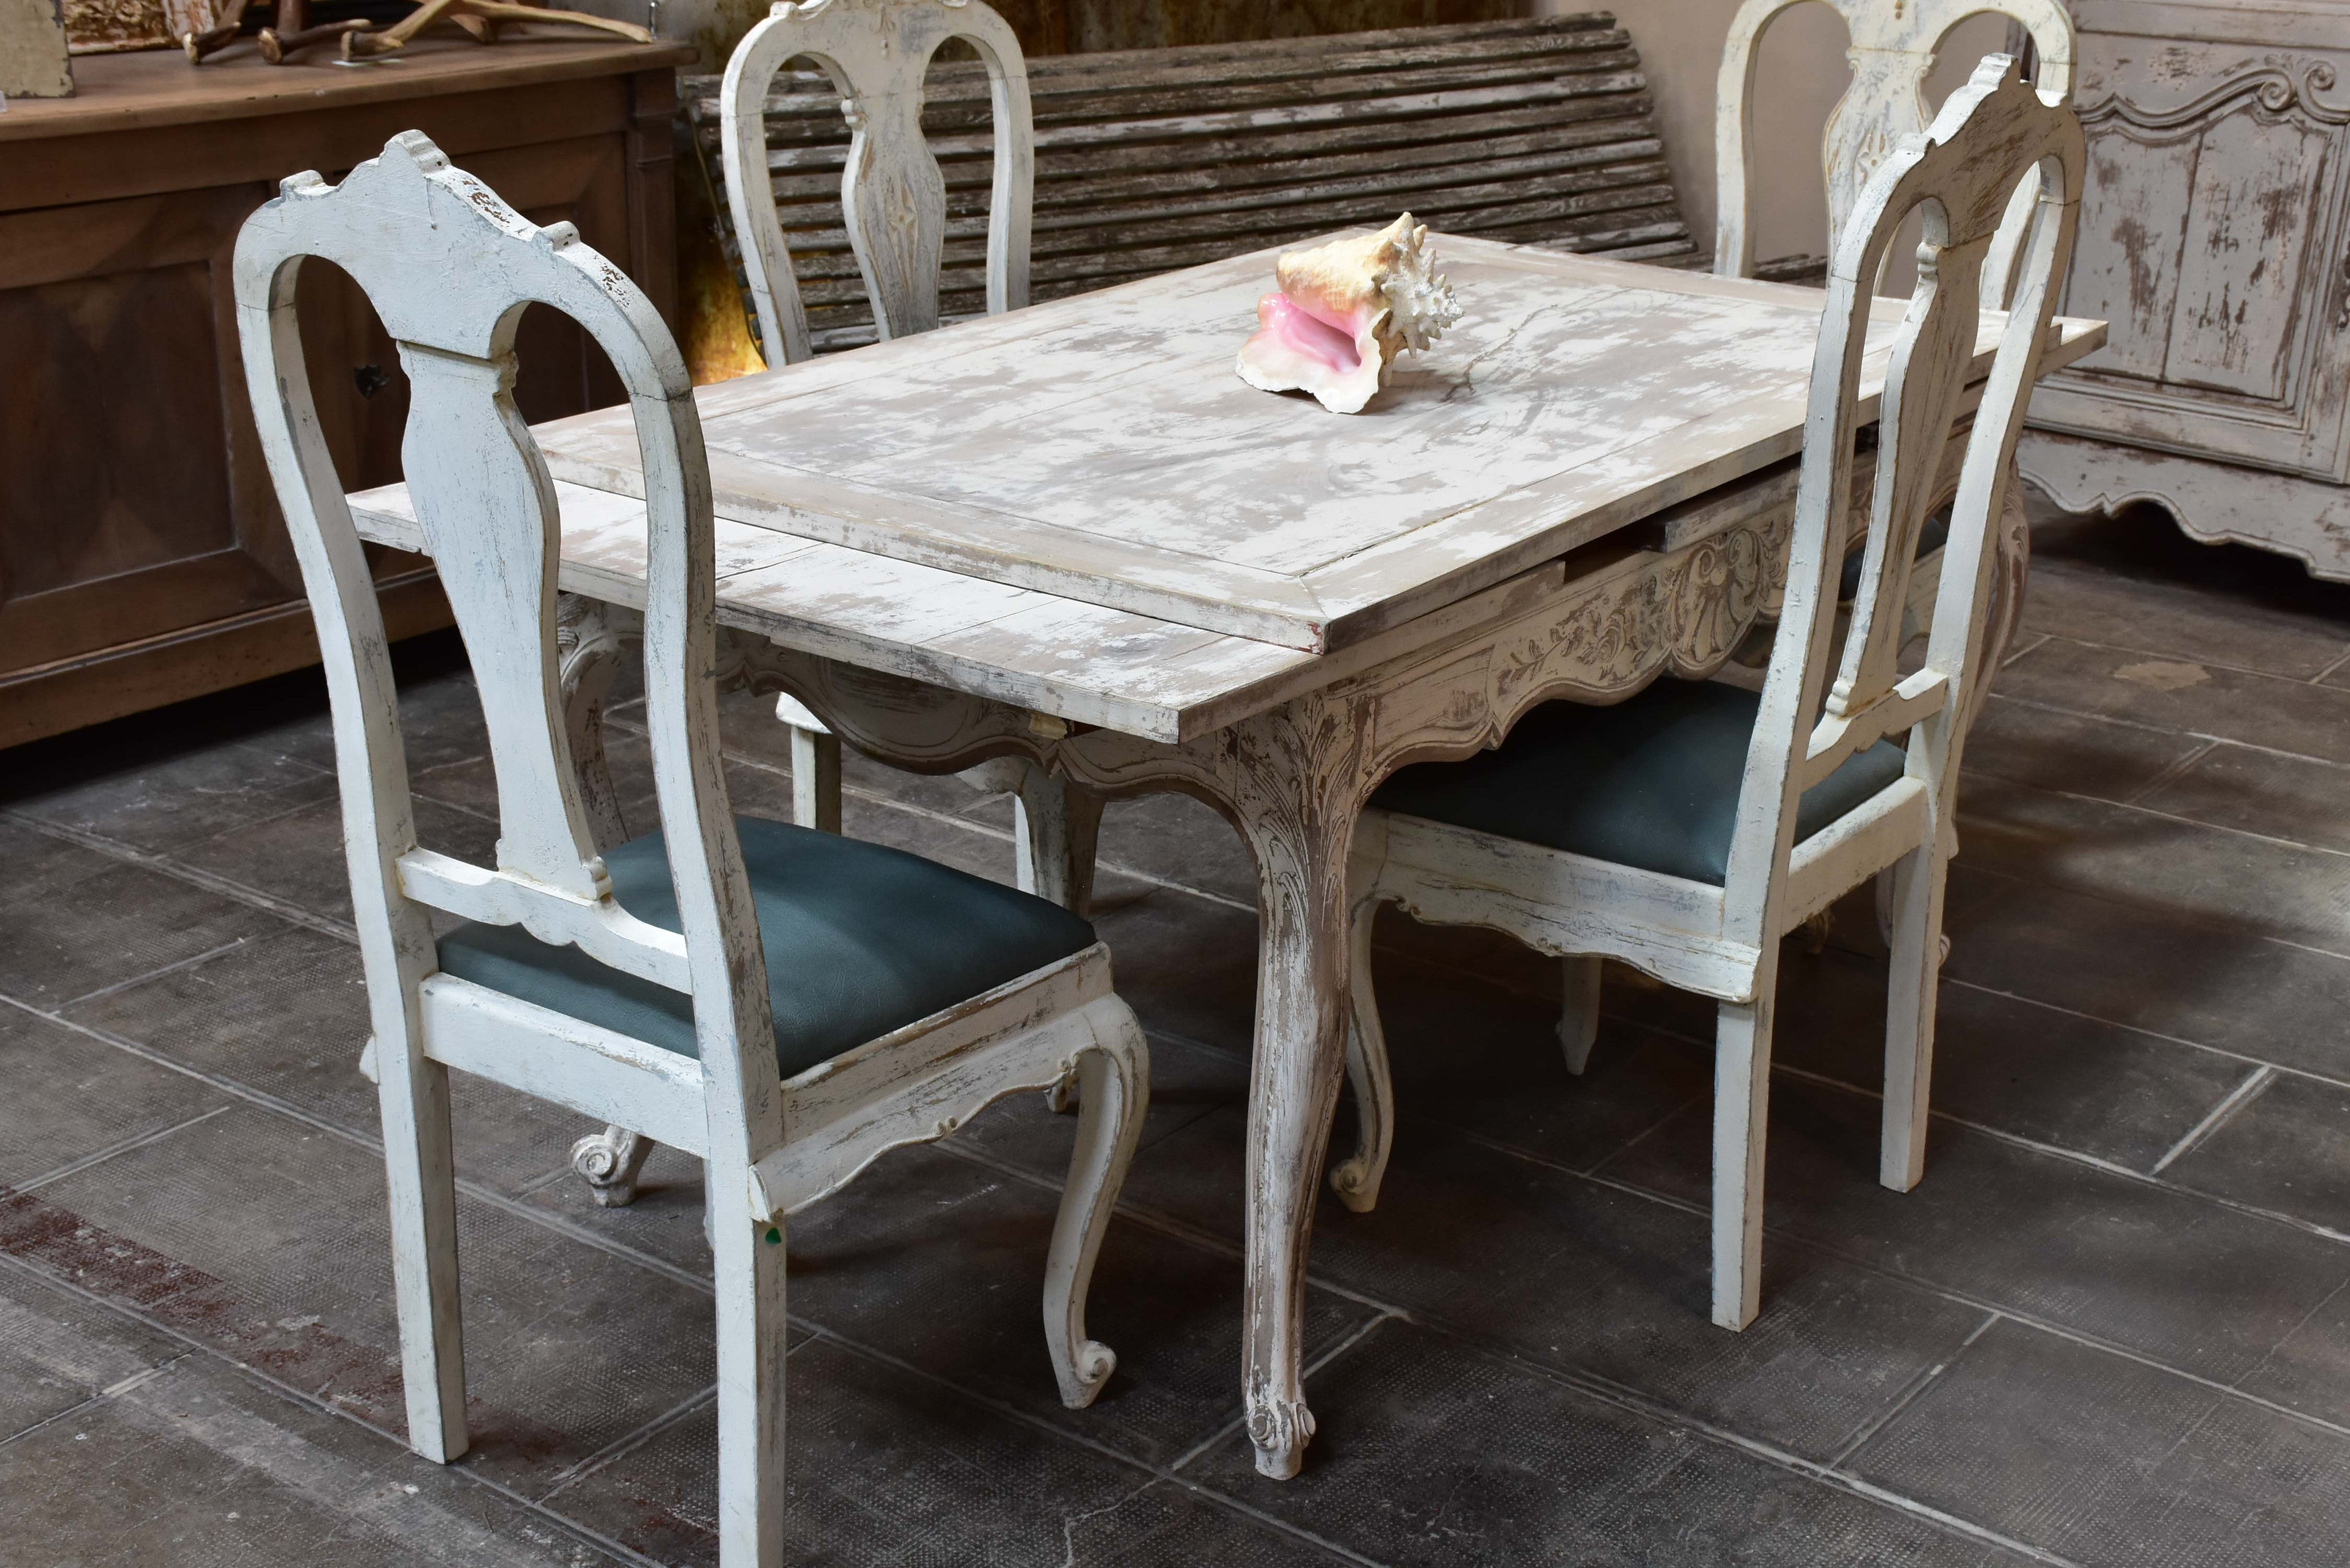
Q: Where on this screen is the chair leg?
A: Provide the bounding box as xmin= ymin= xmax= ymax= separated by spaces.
xmin=775 ymin=694 xmax=842 ymax=834
xmin=1010 ymin=760 xmax=1103 ymax=918
xmin=1327 ymin=897 xmax=1393 ymax=1215
xmin=1017 ymin=761 xmax=1105 ymax=1118
xmin=1559 ymin=954 xmax=1603 ymax=1076
xmin=377 ymin=1039 xmax=469 ymax=1462
xmin=1710 ymin=978 xmax=1777 ymax=1332
xmin=570 ymin=1125 xmax=656 ymax=1207
xmin=710 ymin=1186 xmax=787 ymax=1567
xmin=1043 ymin=1007 xmax=1150 ymax=1409
xmin=1881 ymin=843 xmax=1947 ymax=1193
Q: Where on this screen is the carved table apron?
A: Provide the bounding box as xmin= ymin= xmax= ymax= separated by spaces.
xmin=349 ymin=240 xmax=2102 ymax=1480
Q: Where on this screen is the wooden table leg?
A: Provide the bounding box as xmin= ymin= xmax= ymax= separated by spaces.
xmin=557 ymin=593 xmax=657 ymax=1203
xmin=557 ymin=592 xmax=637 ymax=850
xmin=1219 ymin=699 xmax=1372 ymax=1480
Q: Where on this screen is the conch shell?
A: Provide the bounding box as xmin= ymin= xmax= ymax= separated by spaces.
xmin=1235 ymin=213 xmax=1462 ymax=414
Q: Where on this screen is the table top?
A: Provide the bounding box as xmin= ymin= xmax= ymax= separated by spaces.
xmin=529 ymin=234 xmax=2104 ymax=656
xmin=353 ymin=236 xmax=2104 ymax=744
xmin=0 ymin=36 xmax=692 ymax=143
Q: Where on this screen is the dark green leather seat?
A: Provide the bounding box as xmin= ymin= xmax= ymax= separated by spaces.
xmin=1371 ymin=679 xmax=1908 ymax=886
xmin=437 ymin=816 xmax=1097 ymax=1077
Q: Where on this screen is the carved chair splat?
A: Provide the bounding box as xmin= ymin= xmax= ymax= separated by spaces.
xmin=235 ymin=132 xmax=1150 ymax=1568
xmin=1714 ymin=0 xmax=2076 ymax=289
xmin=1337 ymin=60 xmax=2084 ymax=1331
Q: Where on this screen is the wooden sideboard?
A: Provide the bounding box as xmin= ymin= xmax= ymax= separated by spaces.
xmin=0 ymin=37 xmax=692 ymax=748
xmin=2019 ymin=0 xmax=2350 ymax=579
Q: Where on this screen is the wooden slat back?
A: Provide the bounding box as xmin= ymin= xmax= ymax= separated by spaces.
xmin=1723 ymin=59 xmax=2081 ymax=924
xmin=232 ymin=134 xmax=780 ymax=1129
xmin=688 ymin=13 xmax=1694 ymax=355
xmin=1713 ymin=0 xmax=2076 ymax=287
xmin=720 ymin=0 xmax=1035 ymax=365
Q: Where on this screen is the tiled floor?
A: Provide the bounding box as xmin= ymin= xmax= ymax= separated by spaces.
xmin=6 ymin=499 xmax=2350 ymax=1565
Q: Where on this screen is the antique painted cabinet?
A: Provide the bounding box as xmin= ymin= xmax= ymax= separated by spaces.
xmin=0 ymin=38 xmax=690 ymax=748
xmin=2019 ymin=0 xmax=2350 ymax=577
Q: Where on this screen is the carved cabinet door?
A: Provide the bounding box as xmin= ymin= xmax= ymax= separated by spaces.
xmin=0 ymin=114 xmax=645 ymax=744
xmin=2028 ymin=34 xmax=2350 ymax=481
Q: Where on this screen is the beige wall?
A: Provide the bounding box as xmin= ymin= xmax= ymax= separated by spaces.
xmin=1552 ymin=0 xmax=2014 ymax=266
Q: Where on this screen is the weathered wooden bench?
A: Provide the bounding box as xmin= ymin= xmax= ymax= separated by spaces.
xmin=680 ymin=13 xmax=1699 ymax=356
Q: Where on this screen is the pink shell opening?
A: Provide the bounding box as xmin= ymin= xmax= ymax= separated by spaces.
xmin=1248 ymin=292 xmax=1364 ymax=373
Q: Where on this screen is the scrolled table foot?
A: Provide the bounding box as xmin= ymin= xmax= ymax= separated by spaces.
xmin=1325 ymin=1155 xmax=1382 ymax=1215
xmin=1247 ymin=1386 xmax=1317 ymax=1479
xmin=571 ymin=1126 xmax=655 ymax=1208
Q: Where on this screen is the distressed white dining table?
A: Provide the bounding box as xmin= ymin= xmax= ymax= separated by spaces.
xmin=349 ymin=234 xmax=2103 ymax=1479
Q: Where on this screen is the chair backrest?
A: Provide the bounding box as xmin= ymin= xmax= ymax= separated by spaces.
xmin=720 ymin=0 xmax=1034 ymax=365
xmin=232 ymin=132 xmax=779 ymax=1147
xmin=1713 ymin=0 xmax=2075 ymax=294
xmin=1723 ymin=57 xmax=2081 ymax=932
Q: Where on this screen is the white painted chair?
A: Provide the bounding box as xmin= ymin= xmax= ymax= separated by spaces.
xmin=1333 ymin=60 xmax=2082 ymax=1331
xmin=234 ymin=132 xmax=1150 ymax=1567
xmin=1713 ymin=0 xmax=2076 ymax=292
xmin=720 ymin=0 xmax=1065 ymax=866
xmin=1714 ymin=0 xmax=2079 ymax=689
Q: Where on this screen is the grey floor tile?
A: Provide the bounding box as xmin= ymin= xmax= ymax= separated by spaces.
xmin=781 ymin=1140 xmax=1378 ymax=1468
xmin=4 ymin=741 xmax=339 ymax=857
xmin=7 ymin=1107 xmax=722 ymax=1498
xmin=522 ymin=1142 xmax=715 ymax=1279
xmin=0 ymin=1005 xmax=231 ymax=1190
xmin=1095 ymin=791 xmax=1260 ymax=909
xmin=1091 ymin=888 xmax=1263 ymax=1058
xmin=534 ymin=1096 xmax=1372 ymax=1472
xmin=1305 ymin=1121 xmax=1991 ymax=1462
xmin=63 ymin=925 xmax=598 ymax=1197
xmin=2135 ymin=741 xmax=2350 ymax=855
xmin=1359 ymin=929 xmax=1713 ymax=1174
xmin=544 ymin=1336 xmax=1340 ymax=1566
xmin=0 ymin=1263 xmax=181 ymax=1441
xmin=1960 ymin=692 xmax=2208 ymax=801
xmin=1763 ymin=944 xmax=2258 ymax=1173
xmin=2162 ymin=1071 xmax=2350 ymax=1233
xmin=1183 ymin=1317 xmax=2033 ymax=1567
xmin=957 ymin=1026 xmax=1254 ymax=1176
xmin=1849 ymin=1316 xmax=2350 ymax=1568
xmin=1604 ymin=1078 xmax=2350 ymax=1398
xmin=1992 ymin=635 xmax=2350 ymax=767
xmin=2231 ymin=1276 xmax=2350 ymax=1431
xmin=1942 ymin=872 xmax=2350 ymax=1080
xmin=0 ymin=815 xmax=83 ymax=900
xmin=0 ymin=831 xmax=291 ymax=1008
xmin=171 ymin=794 xmax=499 ymax=928
xmin=2017 ymin=557 xmax=2350 ymax=680
xmin=411 ymin=727 xmax=656 ymax=834
xmin=1955 ymin=774 xmax=2350 ymax=953
xmin=0 ymin=1343 xmax=628 ymax=1566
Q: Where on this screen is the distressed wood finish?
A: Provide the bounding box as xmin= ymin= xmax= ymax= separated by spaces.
xmin=688 ymin=13 xmax=1695 ymax=356
xmin=720 ymin=0 xmax=1034 ymax=367
xmin=1711 ymin=0 xmax=2076 ymax=726
xmin=719 ymin=0 xmax=1049 ymax=870
xmin=347 ymin=223 xmax=2103 ymax=1482
xmin=238 ymin=135 xmax=1150 ymax=1568
xmin=1348 ymin=60 xmax=2085 ymax=1331
xmin=527 ymin=238 xmax=2093 ymax=656
xmin=0 ymin=38 xmax=689 ymax=750
xmin=1714 ymin=0 xmax=2076 ymax=285
xmin=2018 ymin=0 xmax=2350 ymax=580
